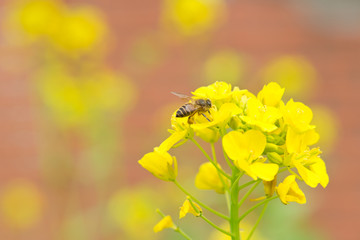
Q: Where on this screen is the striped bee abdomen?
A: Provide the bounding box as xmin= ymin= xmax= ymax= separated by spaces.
xmin=176 ymin=103 xmax=196 ymax=117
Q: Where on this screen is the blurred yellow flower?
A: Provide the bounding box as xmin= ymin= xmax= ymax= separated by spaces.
xmin=223 ymin=130 xmax=279 ymax=181
xmin=261 ymin=56 xmax=316 ymax=98
xmin=153 ymin=215 xmax=175 ymax=232
xmin=277 ymin=175 xmax=306 ymax=205
xmin=107 ymin=189 xmax=159 ymax=239
xmin=51 ymin=6 xmax=107 ymax=54
xmin=162 ymin=0 xmax=225 ymax=36
xmin=6 ymin=0 xmax=63 ymax=41
xmin=195 ymin=162 xmax=228 ymax=194
xmin=203 ymin=50 xmax=245 ymax=85
xmin=138 ymin=148 xmax=177 ymax=181
xmin=179 ymin=198 xmax=202 ymax=218
xmin=311 ymin=106 xmax=338 ymax=152
xmin=0 ymin=180 xmax=44 ymax=229
xmin=36 ymin=67 xmax=136 ymax=127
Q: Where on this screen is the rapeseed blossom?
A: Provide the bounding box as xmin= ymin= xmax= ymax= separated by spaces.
xmin=139 ymin=81 xmax=329 ymax=239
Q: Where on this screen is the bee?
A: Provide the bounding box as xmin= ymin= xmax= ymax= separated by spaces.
xmin=171 ymin=92 xmax=212 ymax=124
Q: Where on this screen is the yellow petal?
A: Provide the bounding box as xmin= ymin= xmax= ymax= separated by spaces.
xmin=283 ymin=99 xmax=314 ymax=133
xmin=286 ymin=128 xmax=319 ymax=153
xmin=250 ymin=162 xmax=279 ymax=181
xmin=138 ymin=148 xmax=176 ymax=181
xmin=179 ymin=199 xmax=202 ymax=219
xmin=153 ymin=215 xmax=175 ymax=232
xmin=234 ymin=158 xmax=257 ymax=180
xmin=309 ymin=158 xmax=329 ymax=188
xmin=158 ymin=130 xmax=187 ymax=152
xmin=277 ymin=175 xmax=306 ymax=205
xmin=293 ymin=160 xmax=320 ymax=188
xmin=257 ymin=82 xmax=285 ymax=107
xmin=223 ymin=130 xmax=266 ymax=164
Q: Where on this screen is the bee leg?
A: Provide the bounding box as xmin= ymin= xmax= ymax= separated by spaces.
xmin=202 ymin=113 xmax=211 ymax=122
xmin=188 ymin=116 xmax=194 ymax=124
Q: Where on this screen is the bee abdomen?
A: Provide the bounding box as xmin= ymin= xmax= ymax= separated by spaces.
xmin=176 ymin=104 xmax=194 ymax=117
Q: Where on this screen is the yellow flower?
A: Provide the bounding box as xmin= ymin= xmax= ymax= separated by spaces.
xmin=138 ymin=148 xmax=177 ymax=181
xmin=192 ymin=81 xmax=233 ymax=107
xmin=153 ymin=215 xmax=175 ymax=232
xmin=286 ymin=128 xmax=319 ymax=153
xmin=195 ymin=162 xmax=228 ymax=194
xmin=257 ymin=82 xmax=285 ymax=107
xmin=277 ymin=175 xmax=306 ymax=205
xmin=162 ymin=0 xmax=225 ymax=36
xmin=240 ymin=98 xmax=282 ymax=132
xmin=282 ymin=99 xmax=315 ymax=133
xmin=179 ymin=198 xmax=202 ymax=219
xmin=293 ymin=153 xmax=329 ymax=188
xmin=0 ymin=180 xmax=44 ymax=229
xmin=223 ymin=130 xmax=279 ymax=180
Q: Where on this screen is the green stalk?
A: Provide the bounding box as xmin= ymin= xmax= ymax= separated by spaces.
xmin=246 ymin=201 xmax=269 ymax=240
xmin=238 ymin=196 xmax=277 ymax=222
xmin=191 ymin=138 xmax=231 ymax=179
xmin=174 ymin=180 xmax=229 ymax=220
xmin=229 ymin=169 xmax=241 ymax=240
xmin=238 ymin=180 xmax=261 ymax=208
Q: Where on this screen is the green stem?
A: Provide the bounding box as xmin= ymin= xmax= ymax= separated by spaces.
xmin=175 ymin=227 xmax=192 ymax=240
xmin=238 ymin=180 xmax=257 ymax=191
xmin=211 ymin=143 xmax=218 ymax=163
xmin=174 ymin=180 xmax=229 ymax=220
xmin=187 ymin=198 xmax=233 ymax=237
xmin=222 ymin=143 xmax=236 ymax=171
xmin=246 ymin=201 xmax=269 ymax=240
xmin=238 ymin=196 xmax=278 ymax=222
xmin=201 ymin=215 xmax=233 ymax=237
xmin=191 ymin=138 xmax=231 ymax=180
xmin=229 ymin=168 xmax=241 ymax=240
xmin=238 ymin=180 xmax=261 ymax=208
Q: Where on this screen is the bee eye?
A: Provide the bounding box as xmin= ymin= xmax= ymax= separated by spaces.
xmin=206 ymin=100 xmax=211 ymax=107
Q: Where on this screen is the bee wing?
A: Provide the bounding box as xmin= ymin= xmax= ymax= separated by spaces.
xmin=171 ymin=92 xmax=192 ymax=101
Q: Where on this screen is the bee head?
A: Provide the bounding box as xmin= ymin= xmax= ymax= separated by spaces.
xmin=206 ymin=99 xmax=212 ymax=108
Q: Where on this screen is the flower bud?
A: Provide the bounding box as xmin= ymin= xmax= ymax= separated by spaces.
xmin=179 ymin=198 xmax=202 ymax=219
xmin=138 ymin=148 xmax=177 ymax=181
xmin=267 ymin=152 xmax=283 ymax=164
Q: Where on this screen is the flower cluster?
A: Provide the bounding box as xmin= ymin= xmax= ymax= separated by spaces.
xmin=139 ymin=81 xmax=329 ymax=239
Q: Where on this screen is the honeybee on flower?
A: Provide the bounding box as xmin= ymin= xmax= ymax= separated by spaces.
xmin=139 ymin=81 xmax=329 ymax=240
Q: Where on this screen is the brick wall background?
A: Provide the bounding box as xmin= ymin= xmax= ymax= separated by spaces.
xmin=0 ymin=0 xmax=359 ymax=239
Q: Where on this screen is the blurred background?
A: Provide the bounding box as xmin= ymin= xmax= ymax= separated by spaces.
xmin=0 ymin=0 xmax=358 ymax=239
